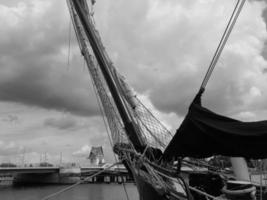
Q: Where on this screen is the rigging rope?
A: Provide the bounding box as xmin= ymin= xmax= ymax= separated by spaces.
xmin=40 ymin=162 xmax=120 ymax=200
xmin=154 ymin=165 xmax=220 ymax=200
xmin=200 ymin=0 xmax=246 ymax=91
xmin=76 ymin=3 xmax=131 ymax=196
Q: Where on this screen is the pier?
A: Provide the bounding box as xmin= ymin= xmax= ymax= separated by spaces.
xmin=81 ymin=165 xmax=133 ymax=184
xmin=0 ymin=164 xmax=133 ymax=185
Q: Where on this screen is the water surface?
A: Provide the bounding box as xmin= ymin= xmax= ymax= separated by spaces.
xmin=0 ymin=183 xmax=139 ymax=200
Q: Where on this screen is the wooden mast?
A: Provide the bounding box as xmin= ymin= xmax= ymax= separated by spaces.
xmin=70 ymin=0 xmax=144 ymax=151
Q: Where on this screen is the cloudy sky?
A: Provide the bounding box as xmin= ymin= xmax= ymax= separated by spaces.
xmin=0 ymin=0 xmax=267 ymax=165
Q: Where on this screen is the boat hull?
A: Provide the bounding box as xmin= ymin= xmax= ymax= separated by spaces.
xmin=124 ymin=160 xmax=187 ymax=200
xmin=133 ymin=172 xmax=167 ymax=200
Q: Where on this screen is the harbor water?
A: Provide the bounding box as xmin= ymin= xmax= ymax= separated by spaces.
xmin=0 ymin=183 xmax=139 ymax=200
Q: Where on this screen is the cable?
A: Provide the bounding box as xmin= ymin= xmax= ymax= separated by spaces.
xmin=201 ymin=0 xmax=241 ymax=89
xmin=200 ymin=0 xmax=246 ymax=91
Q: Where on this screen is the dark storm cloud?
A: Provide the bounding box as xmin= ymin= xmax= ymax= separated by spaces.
xmin=0 ymin=65 xmax=99 ymax=116
xmin=1 ymin=0 xmax=267 ymax=163
xmin=1 ymin=0 xmax=267 ymax=120
xmin=0 ymin=1 xmax=99 ymax=116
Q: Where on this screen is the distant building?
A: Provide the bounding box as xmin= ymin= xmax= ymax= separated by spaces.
xmin=88 ymin=146 xmax=105 ymax=166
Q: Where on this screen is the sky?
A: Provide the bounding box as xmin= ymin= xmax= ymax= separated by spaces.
xmin=0 ymin=0 xmax=267 ymax=165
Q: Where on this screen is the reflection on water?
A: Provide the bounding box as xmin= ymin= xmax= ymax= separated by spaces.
xmin=0 ymin=183 xmax=139 ymax=200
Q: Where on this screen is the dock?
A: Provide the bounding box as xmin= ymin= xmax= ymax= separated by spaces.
xmin=0 ymin=163 xmax=134 ymax=185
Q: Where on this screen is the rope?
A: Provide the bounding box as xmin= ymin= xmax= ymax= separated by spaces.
xmin=154 ymin=167 xmax=220 ymax=200
xmin=40 ymin=162 xmax=120 ymax=200
xmin=200 ymin=0 xmax=246 ymax=91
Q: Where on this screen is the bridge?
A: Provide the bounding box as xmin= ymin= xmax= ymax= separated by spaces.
xmin=0 ymin=166 xmax=77 ymax=185
xmin=0 ymin=167 xmax=59 ymax=174
xmin=0 ymin=165 xmax=132 ymax=185
xmin=0 ymin=165 xmax=127 ymax=174
xmin=0 ymin=147 xmax=132 ymax=184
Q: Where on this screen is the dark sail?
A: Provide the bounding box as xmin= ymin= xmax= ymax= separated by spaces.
xmin=163 ymin=93 xmax=267 ymax=159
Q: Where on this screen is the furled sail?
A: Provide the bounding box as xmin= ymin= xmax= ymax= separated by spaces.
xmin=163 ymin=90 xmax=267 ymax=159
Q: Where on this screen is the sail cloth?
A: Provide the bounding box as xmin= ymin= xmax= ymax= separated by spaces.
xmin=163 ymin=92 xmax=267 ymax=159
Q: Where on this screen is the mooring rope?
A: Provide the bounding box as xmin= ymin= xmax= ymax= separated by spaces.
xmin=40 ymin=162 xmax=120 ymax=200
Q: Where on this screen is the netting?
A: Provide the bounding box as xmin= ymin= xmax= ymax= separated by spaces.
xmin=110 ymin=67 xmax=174 ymax=151
xmin=132 ymin=99 xmax=173 ymax=151
xmin=68 ymin=0 xmax=173 ymax=153
xmin=68 ymin=0 xmax=128 ymax=145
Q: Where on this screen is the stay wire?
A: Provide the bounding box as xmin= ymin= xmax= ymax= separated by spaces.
xmin=201 ymin=0 xmax=240 ymax=90
xmin=205 ymin=0 xmax=246 ymax=88
xmin=200 ymin=0 xmax=246 ymax=91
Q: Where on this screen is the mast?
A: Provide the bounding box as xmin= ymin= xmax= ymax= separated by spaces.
xmin=230 ymin=157 xmax=250 ymax=181
xmin=69 ymin=0 xmax=144 ymax=151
